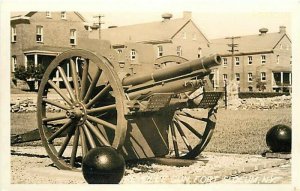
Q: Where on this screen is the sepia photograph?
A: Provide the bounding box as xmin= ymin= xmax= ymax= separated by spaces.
xmin=1 ymin=0 xmax=299 ymax=190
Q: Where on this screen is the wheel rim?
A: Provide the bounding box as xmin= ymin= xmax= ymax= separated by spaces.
xmin=169 ymin=107 xmax=217 ymax=159
xmin=37 ymin=49 xmax=127 ymax=170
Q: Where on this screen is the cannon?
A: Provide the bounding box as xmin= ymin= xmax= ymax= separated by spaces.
xmin=12 ymin=45 xmax=222 ymax=171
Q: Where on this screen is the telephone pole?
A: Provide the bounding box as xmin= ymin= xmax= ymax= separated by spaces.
xmin=93 ymin=14 xmax=105 ymax=40
xmin=225 ymin=36 xmax=240 ymax=81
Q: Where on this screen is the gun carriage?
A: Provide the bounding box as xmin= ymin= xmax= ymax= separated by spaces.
xmin=12 ymin=40 xmax=223 ymax=171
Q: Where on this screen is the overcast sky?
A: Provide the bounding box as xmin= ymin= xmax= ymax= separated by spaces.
xmin=7 ymin=0 xmax=296 ymax=40
xmin=81 ymin=11 xmax=291 ymax=39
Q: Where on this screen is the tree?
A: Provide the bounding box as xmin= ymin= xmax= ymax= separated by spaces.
xmin=14 ymin=61 xmax=46 ymax=91
xmin=256 ymin=81 xmax=266 ymax=92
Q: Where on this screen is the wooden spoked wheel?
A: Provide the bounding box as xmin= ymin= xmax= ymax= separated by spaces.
xmin=169 ymin=106 xmax=217 ymax=159
xmin=37 ymin=49 xmax=127 ymax=170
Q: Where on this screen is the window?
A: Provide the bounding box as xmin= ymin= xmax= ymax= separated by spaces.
xmin=182 ymin=32 xmax=186 ymax=39
xmin=290 ymin=56 xmax=292 ymax=65
xmin=235 ymin=57 xmax=240 ymax=66
xmin=248 ymin=86 xmax=253 ymax=92
xmin=211 ymin=69 xmax=219 ymax=87
xmin=11 ymin=56 xmax=17 ymax=72
xmin=197 ymin=47 xmax=202 ymax=58
xmin=36 ymin=26 xmax=43 ymax=42
xmin=192 ymin=33 xmax=197 ymax=40
xmin=261 ymin=72 xmax=266 ymax=81
xmin=223 ymin=58 xmax=228 ymax=66
xmin=130 ymin=49 xmax=136 ymax=60
xmin=235 ymin=73 xmax=240 ymax=81
xmin=176 ymin=46 xmax=182 ymax=56
xmin=261 ymin=55 xmax=266 ymax=64
xmin=70 ymin=29 xmax=77 ymax=45
xmin=46 ymin=11 xmax=51 ymax=18
xmin=157 ymin=45 xmax=163 ymax=57
xmin=248 ymin=73 xmax=253 ymax=82
xmin=280 ymin=44 xmax=283 ymax=49
xmin=11 ymin=26 xmax=17 ymax=42
xmin=248 ymin=56 xmax=252 ymax=65
xmin=276 ymin=55 xmax=280 ymax=64
xmin=223 ymin=74 xmax=227 ymax=86
xmin=61 ymin=11 xmax=67 ymax=19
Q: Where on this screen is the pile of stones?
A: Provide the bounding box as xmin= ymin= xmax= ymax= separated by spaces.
xmin=227 ymin=95 xmax=292 ymax=110
xmin=11 ymin=98 xmax=65 ymax=113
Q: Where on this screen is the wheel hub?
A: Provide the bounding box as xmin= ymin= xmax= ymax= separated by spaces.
xmin=66 ymin=102 xmax=87 ymax=125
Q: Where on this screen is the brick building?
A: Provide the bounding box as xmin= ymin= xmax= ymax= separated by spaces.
xmin=204 ymin=26 xmax=292 ymax=93
xmin=89 ymin=11 xmax=210 ymax=72
xmin=10 ymin=11 xmax=90 ymax=84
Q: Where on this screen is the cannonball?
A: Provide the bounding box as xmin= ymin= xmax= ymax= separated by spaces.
xmin=82 ymin=147 xmax=125 ymax=184
xmin=266 ymin=124 xmax=291 ymax=153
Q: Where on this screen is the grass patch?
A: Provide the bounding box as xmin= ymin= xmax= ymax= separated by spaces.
xmin=10 ymin=108 xmax=291 ymax=154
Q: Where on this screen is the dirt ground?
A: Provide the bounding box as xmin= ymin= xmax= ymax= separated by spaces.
xmin=10 ymin=146 xmax=291 ymax=184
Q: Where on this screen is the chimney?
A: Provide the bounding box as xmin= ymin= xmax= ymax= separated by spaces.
xmin=161 ymin=13 xmax=172 ymax=21
xmin=259 ymin=28 xmax=268 ymax=36
xmin=279 ymin=26 xmax=286 ymax=33
xmin=183 ymin=11 xmax=192 ymax=19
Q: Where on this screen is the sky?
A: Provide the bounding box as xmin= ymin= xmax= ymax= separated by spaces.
xmin=7 ymin=0 xmax=295 ymax=40
xmin=81 ymin=11 xmax=291 ymax=39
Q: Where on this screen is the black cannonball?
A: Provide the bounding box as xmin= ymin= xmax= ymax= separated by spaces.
xmin=266 ymin=124 xmax=291 ymax=153
xmin=82 ymin=147 xmax=125 ymax=184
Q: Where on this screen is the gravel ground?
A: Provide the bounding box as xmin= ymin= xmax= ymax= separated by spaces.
xmin=11 ymin=146 xmax=291 ymax=184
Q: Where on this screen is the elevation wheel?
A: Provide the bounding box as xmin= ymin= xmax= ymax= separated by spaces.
xmin=37 ymin=49 xmax=127 ymax=170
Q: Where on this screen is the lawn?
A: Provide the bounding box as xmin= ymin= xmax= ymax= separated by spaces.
xmin=10 ymin=108 xmax=291 ymax=155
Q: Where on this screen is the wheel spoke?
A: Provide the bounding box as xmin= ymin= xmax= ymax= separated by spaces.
xmin=173 ymin=120 xmax=192 ymax=152
xmin=48 ymin=80 xmax=73 ymax=106
xmin=70 ymin=58 xmax=80 ymax=99
xmin=70 ymin=127 xmax=80 ymax=167
xmin=47 ymin=119 xmax=72 ymax=143
xmin=176 ymin=117 xmax=203 ymax=139
xmin=87 ymin=104 xmax=116 ymax=114
xmin=43 ymin=98 xmax=70 ymax=110
xmin=170 ymin=123 xmax=179 ymax=158
xmin=42 ymin=113 xmax=67 ymax=122
xmin=85 ymin=120 xmax=110 ymax=146
xmin=86 ymin=84 xmax=112 ymax=108
xmin=57 ymin=124 xmax=75 ymax=157
xmin=79 ymin=126 xmax=88 ymax=158
xmin=83 ymin=69 xmax=102 ymax=103
xmin=57 ymin=66 xmax=76 ymax=102
xmin=80 ymin=59 xmax=89 ymax=101
xmin=82 ymin=124 xmax=96 ymax=149
xmin=87 ymin=115 xmax=116 ymax=130
xmin=178 ymin=112 xmax=209 ymax=123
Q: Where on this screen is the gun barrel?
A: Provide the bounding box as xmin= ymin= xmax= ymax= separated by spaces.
xmin=122 ymin=54 xmax=222 ymax=86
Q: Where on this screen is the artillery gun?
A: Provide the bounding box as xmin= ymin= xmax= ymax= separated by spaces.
xmin=11 ymin=41 xmax=222 ymax=171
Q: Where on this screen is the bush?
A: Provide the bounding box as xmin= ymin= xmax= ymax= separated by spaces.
xmin=238 ymin=92 xmax=290 ymax=99
xmin=14 ymin=61 xmax=46 ymax=90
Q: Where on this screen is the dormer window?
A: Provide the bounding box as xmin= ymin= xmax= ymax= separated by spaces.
xmin=61 ymin=12 xmax=67 ymax=19
xmin=46 ymin=11 xmax=51 ymax=18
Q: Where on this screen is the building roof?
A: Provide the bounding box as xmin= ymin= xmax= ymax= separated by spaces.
xmin=11 ymin=11 xmax=87 ymax=22
xmin=23 ymin=46 xmax=71 ymax=55
xmin=206 ymin=31 xmax=291 ymax=56
xmin=99 ymin=16 xmax=208 ymax=45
